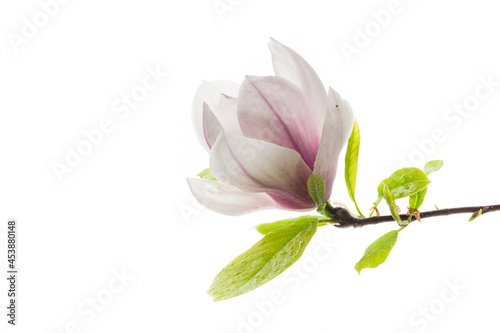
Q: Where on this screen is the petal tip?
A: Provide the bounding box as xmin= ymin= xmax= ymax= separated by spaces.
xmin=268 ymin=37 xmax=283 ymax=48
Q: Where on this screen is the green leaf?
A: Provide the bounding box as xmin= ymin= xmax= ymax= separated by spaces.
xmin=208 ymin=218 xmax=318 ymax=301
xmin=307 ymin=174 xmax=326 ymax=205
xmin=255 ymin=216 xmax=320 ymax=235
xmin=424 ymin=160 xmax=444 ymax=175
xmin=197 ymin=168 xmax=217 ymax=181
xmin=382 ymin=183 xmax=404 ymax=225
xmin=375 ymin=167 xmax=431 ymax=204
xmin=409 ymin=187 xmax=427 ymax=210
xmin=355 ymin=226 xmax=405 ymax=275
xmin=407 ymin=160 xmax=442 ymax=210
xmin=344 ymin=120 xmax=364 ymax=217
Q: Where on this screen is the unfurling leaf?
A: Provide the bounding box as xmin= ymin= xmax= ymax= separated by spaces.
xmin=344 ymin=120 xmax=364 ymax=217
xmin=208 ymin=218 xmax=318 ymax=301
xmin=197 ymin=168 xmax=217 ymax=181
xmin=469 ymin=209 xmax=482 ymax=222
xmin=382 ymin=183 xmax=405 ymax=225
xmin=409 ymin=187 xmax=427 ymax=210
xmin=355 ymin=226 xmax=406 ymax=275
xmin=307 ymin=174 xmax=326 ymax=205
xmin=424 ymin=160 xmax=444 ymax=175
xmin=375 ymin=167 xmax=431 ymax=205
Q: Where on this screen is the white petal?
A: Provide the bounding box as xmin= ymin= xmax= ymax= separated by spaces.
xmin=313 ymin=88 xmax=355 ymax=201
xmin=214 ymin=94 xmax=243 ymax=135
xmin=209 ymin=131 xmax=315 ymax=209
xmin=268 ymin=38 xmax=328 ymax=131
xmin=202 ymin=103 xmax=223 ymax=149
xmin=192 ymin=80 xmax=239 ymax=152
xmin=187 ymin=178 xmax=278 ymax=215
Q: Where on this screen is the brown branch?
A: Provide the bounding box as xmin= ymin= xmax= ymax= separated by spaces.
xmin=326 ymin=204 xmax=500 ymax=228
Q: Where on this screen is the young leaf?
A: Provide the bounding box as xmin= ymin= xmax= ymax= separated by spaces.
xmin=307 ymin=174 xmax=326 ymax=205
xmin=344 ymin=120 xmax=364 ymax=217
xmin=375 ymin=167 xmax=431 ymax=203
xmin=382 ymin=183 xmax=405 ymax=225
xmin=424 ymin=160 xmax=444 ymax=175
xmin=255 ymin=216 xmax=320 ymax=235
xmin=469 ymin=209 xmax=482 ymax=222
xmin=197 ymin=168 xmax=217 ymax=181
xmin=408 ymin=160 xmax=442 ymax=210
xmin=354 ymin=226 xmax=405 ymax=275
xmin=409 ymin=187 xmax=427 ymax=210
xmin=208 ymin=218 xmax=318 ymax=301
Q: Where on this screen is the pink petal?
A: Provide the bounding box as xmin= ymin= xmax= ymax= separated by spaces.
xmin=268 ymin=38 xmax=328 ymax=132
xmin=187 ymin=178 xmax=278 ymax=215
xmin=237 ymin=75 xmax=321 ymax=169
xmin=192 ymin=80 xmax=239 ymax=152
xmin=209 ymin=131 xmax=315 ymax=210
xmin=202 ymin=103 xmax=223 ymax=149
xmin=313 ymin=88 xmax=355 ymax=201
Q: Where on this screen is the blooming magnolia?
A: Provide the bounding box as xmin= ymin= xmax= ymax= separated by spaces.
xmin=188 ymin=39 xmax=354 ymax=215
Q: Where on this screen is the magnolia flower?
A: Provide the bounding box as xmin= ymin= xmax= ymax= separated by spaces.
xmin=187 ymin=39 xmax=354 ymax=215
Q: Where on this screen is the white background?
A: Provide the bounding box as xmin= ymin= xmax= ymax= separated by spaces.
xmin=1 ymin=0 xmax=500 ymax=332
